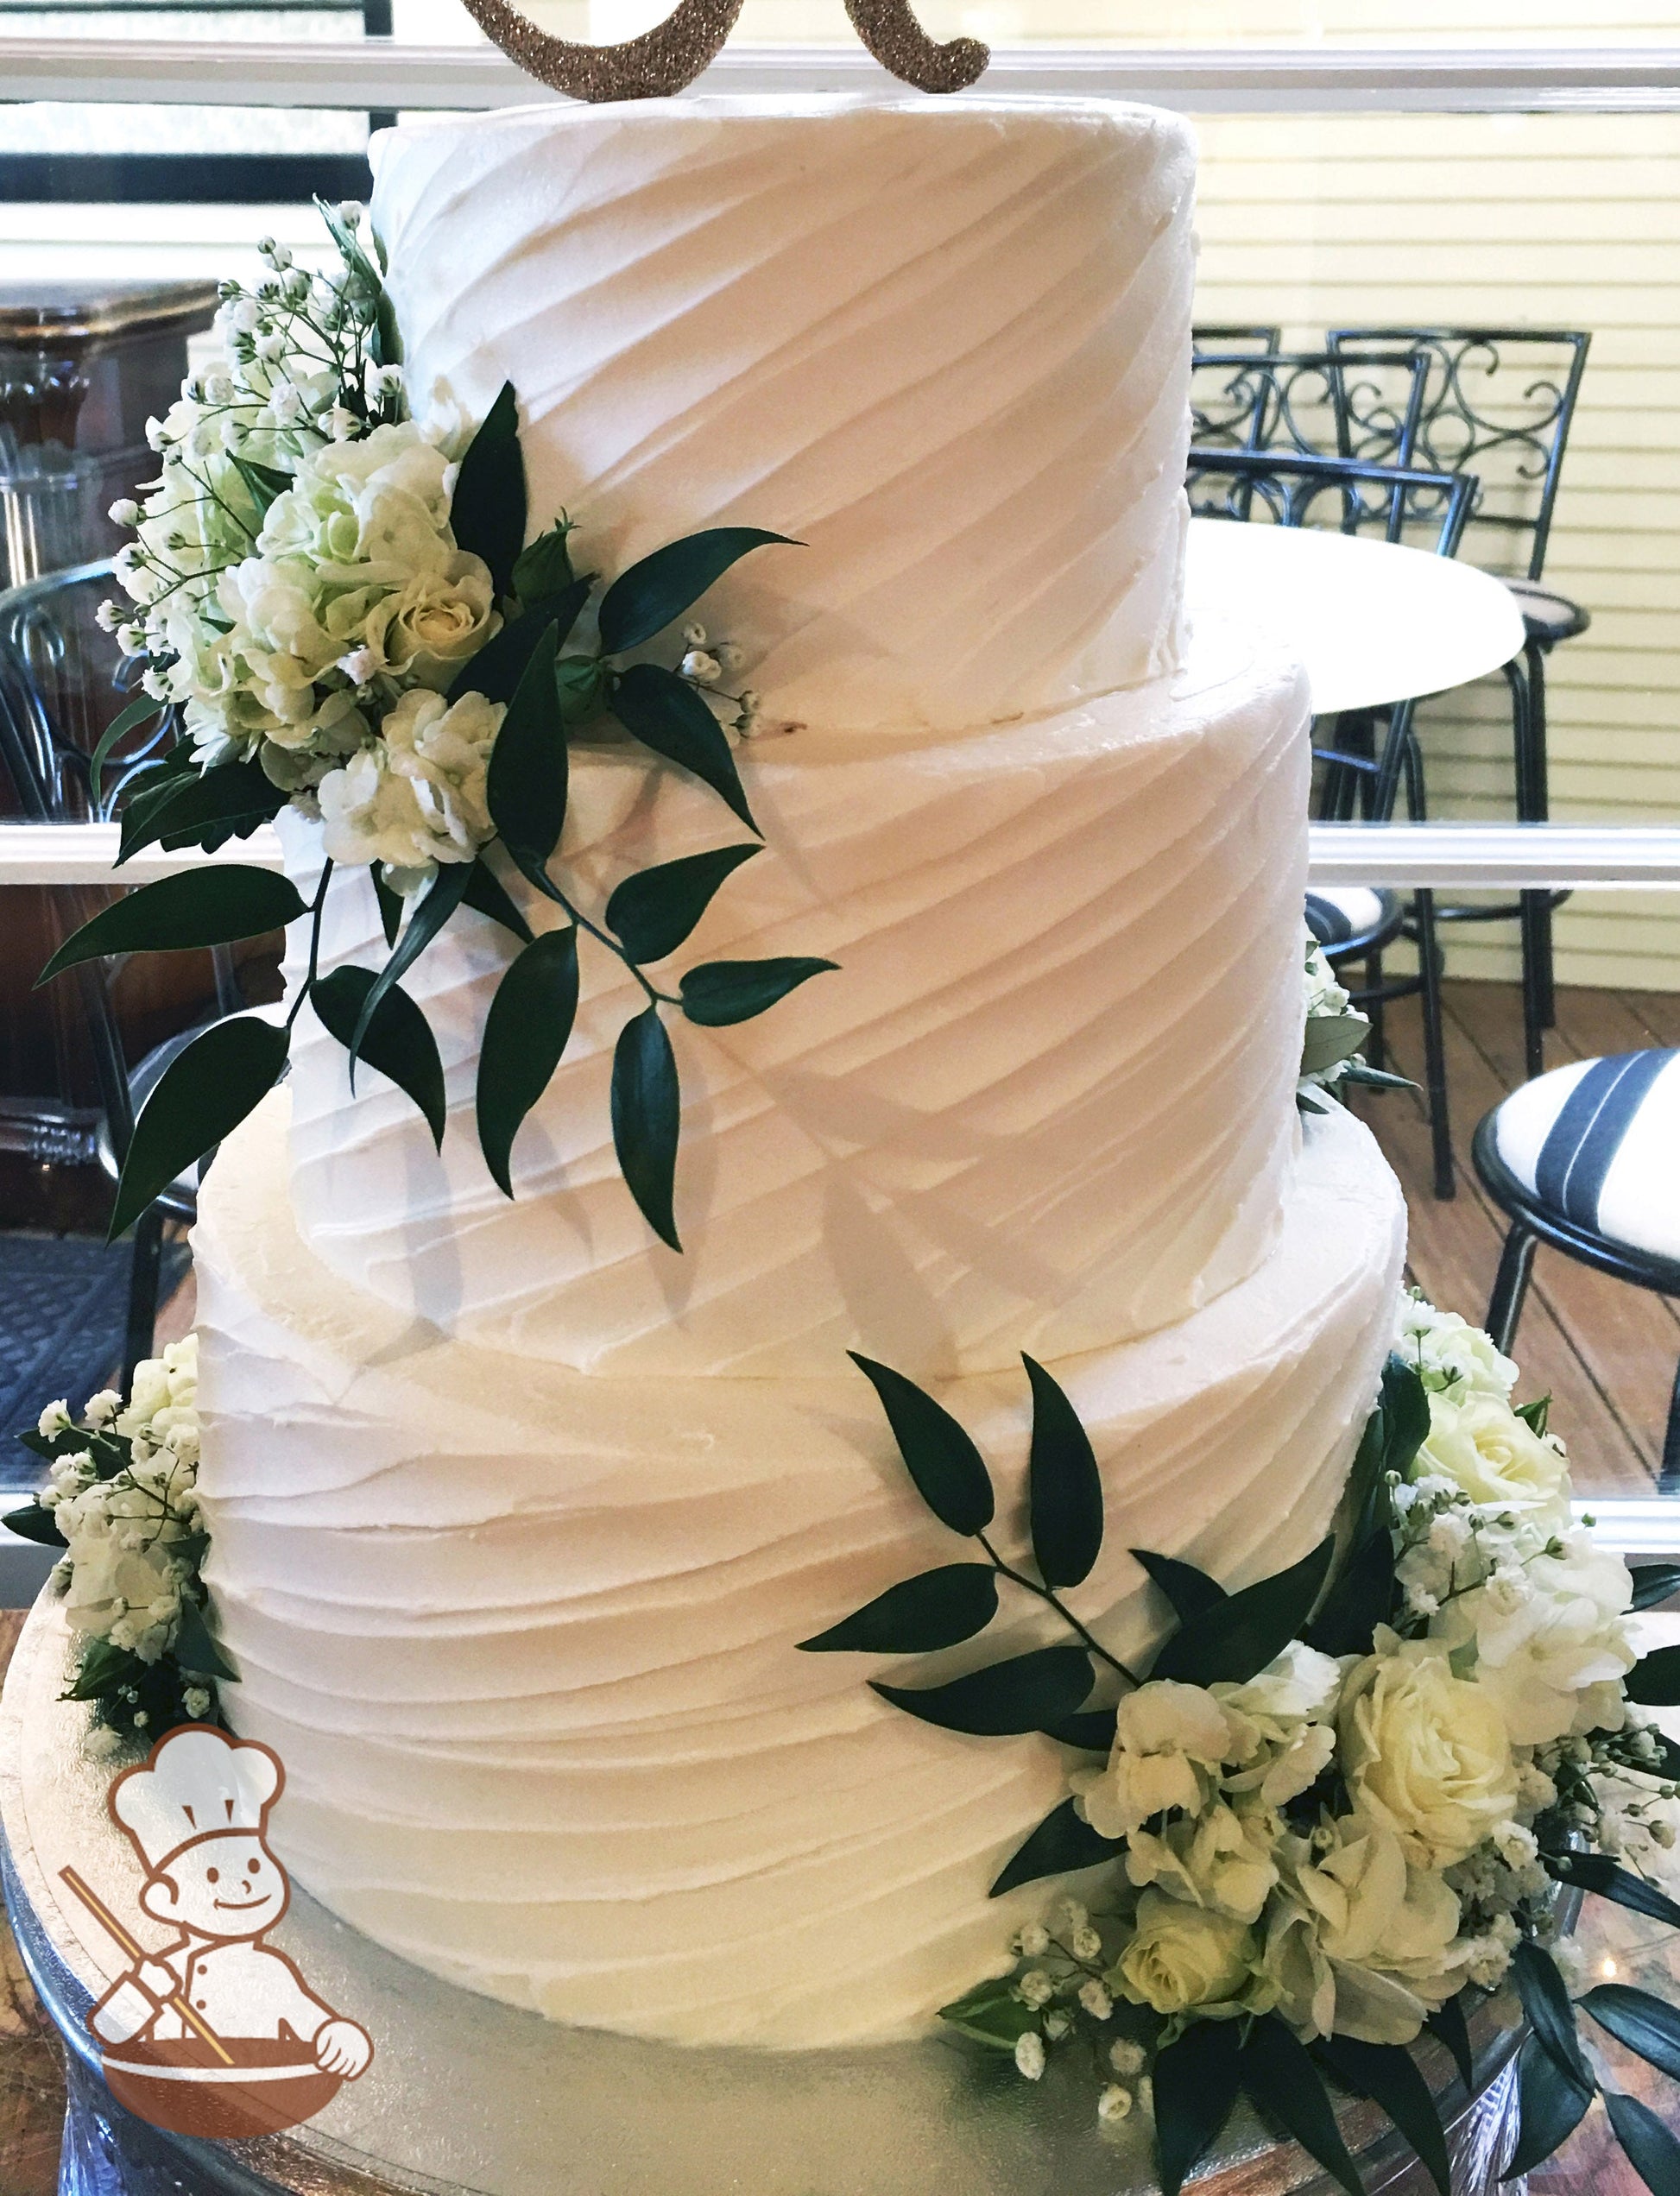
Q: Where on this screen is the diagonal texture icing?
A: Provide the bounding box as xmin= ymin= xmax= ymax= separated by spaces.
xmin=193 ymin=1094 xmax=1405 ymax=2051
xmin=282 ymin=632 xmax=1310 ymax=1377
xmin=369 ymin=95 xmax=1193 ymax=737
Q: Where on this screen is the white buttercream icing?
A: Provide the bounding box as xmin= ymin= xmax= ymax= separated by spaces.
xmin=194 ymin=1095 xmax=1404 ymax=2050
xmin=282 ymin=628 xmax=1309 ymax=1376
xmin=369 ymin=95 xmax=1193 ymax=736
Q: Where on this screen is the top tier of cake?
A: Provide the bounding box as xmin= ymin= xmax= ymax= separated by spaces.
xmin=370 ymin=96 xmax=1194 ymax=737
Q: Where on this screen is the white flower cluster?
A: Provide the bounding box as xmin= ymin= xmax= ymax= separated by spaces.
xmin=1298 ymin=937 xmax=1374 ymax=1103
xmin=676 ymin=620 xmax=761 ymax=741
xmin=40 ymin=1339 xmax=208 ymax=1700
xmin=989 ymin=1295 xmax=1674 ymax=2114
xmin=104 ymin=216 xmax=506 ymax=893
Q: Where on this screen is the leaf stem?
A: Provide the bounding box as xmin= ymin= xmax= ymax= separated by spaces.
xmin=977 ymin=1533 xmax=1142 ymax=1689
xmin=285 ymin=856 xmax=334 ymax=1031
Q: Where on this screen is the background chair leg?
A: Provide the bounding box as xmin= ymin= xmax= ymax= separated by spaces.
xmin=1519 ymin=893 xmax=1547 ymax=1081
xmin=1364 ymin=950 xmax=1386 ymax=1071
xmin=1660 ymin=1354 xmax=1680 ymax=1496
xmin=1486 ymin=1223 xmax=1538 ymax=1356
xmin=1412 ymin=887 xmax=1454 ymax=1199
xmin=1524 ymin=640 xmax=1559 ymax=1033
xmin=122 ymin=1206 xmax=164 ymax=1393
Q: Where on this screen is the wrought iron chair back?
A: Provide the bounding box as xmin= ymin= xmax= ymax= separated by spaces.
xmin=1323 ymin=327 xmax=1590 ymax=582
xmin=1190 ymin=350 xmax=1433 ymax=527
xmin=1191 ymin=324 xmax=1282 ymax=356
xmin=0 ymin=561 xmax=239 ymax=1379
xmin=1184 ymin=445 xmax=1476 ymax=554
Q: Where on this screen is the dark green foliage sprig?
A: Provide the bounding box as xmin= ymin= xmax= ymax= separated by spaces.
xmin=42 ymin=375 xmax=837 ymax=1252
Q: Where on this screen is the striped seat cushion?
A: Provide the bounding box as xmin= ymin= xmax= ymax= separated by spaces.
xmin=1493 ymin=1049 xmax=1680 ymax=1265
xmin=1305 ymin=887 xmax=1399 ymax=953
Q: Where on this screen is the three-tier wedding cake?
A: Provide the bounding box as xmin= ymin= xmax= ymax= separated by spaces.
xmin=187 ymin=95 xmax=1407 ymax=2049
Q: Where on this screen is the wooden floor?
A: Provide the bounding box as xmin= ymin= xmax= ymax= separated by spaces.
xmin=1345 ymin=978 xmax=1680 ymax=1499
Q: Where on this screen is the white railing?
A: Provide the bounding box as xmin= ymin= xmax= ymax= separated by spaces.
xmin=3 ymin=37 xmax=1680 ymax=111
xmin=8 ymin=820 xmax=1680 ymax=890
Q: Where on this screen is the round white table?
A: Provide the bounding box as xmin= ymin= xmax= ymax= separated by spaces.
xmin=1184 ymin=514 xmax=1526 ymax=716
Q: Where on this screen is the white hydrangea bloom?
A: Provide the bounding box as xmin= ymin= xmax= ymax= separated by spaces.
xmin=1072 ymin=1680 xmax=1236 ymax=1841
xmin=317 ymin=686 xmax=505 ymax=889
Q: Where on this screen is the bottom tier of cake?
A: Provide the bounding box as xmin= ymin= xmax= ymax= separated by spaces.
xmin=191 ymin=1096 xmax=1405 ymax=2051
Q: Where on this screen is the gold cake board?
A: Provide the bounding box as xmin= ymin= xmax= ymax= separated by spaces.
xmin=0 ymin=1592 xmax=1524 ymax=2196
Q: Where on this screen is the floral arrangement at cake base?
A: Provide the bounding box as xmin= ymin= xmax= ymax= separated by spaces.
xmin=5 ymin=1336 xmax=230 ymax=1753
xmin=807 ymin=1295 xmax=1680 ymax=2196
xmin=38 ymin=200 xmax=835 ymax=1255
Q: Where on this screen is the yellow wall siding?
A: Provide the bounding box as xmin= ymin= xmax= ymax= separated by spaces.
xmin=1192 ymin=110 xmax=1680 ymax=987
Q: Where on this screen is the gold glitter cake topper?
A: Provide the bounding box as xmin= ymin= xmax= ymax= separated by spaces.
xmin=455 ymin=0 xmax=989 ymax=101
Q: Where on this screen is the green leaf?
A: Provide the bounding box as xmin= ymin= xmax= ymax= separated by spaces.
xmin=513 ymin=521 xmax=574 ymax=606
xmin=1131 ymin=1549 xmax=1228 ymax=1622
xmin=475 ymin=928 xmax=579 ymax=1196
xmin=449 ymin=380 xmax=526 ymax=602
xmin=1505 ymin=2032 xmax=1594 ymax=2179
xmin=1238 ymin=2016 xmax=1364 ymax=2196
xmin=847 ymin=1354 xmax=995 ymax=1537
xmin=1300 ymin=1012 xmax=1371 ymax=1077
xmin=1 ymin=1502 xmax=66 ymax=1549
xmin=798 ymin=1563 xmax=998 ymax=1654
xmin=460 ymin=858 xmax=535 ymax=945
xmin=1154 ymin=2020 xmax=1242 ymax=2196
xmin=555 ymin=653 xmax=606 ymax=723
xmin=313 ymin=194 xmax=396 ymax=367
xmin=349 ymin=861 xmax=473 ymax=1070
xmin=606 ymin=845 xmax=760 ymax=965
xmin=310 ymin=966 xmax=446 ymax=1149
xmin=1151 ymin=1537 xmax=1336 ymax=1687
xmin=63 ymin=1636 xmax=142 ymax=1702
xmin=109 ymin=1014 xmax=288 ymax=1241
xmin=1039 ymin=1707 xmax=1117 ymax=1751
xmin=1315 ymin=2037 xmax=1450 ymax=2196
xmin=229 ymin=451 xmax=291 ymax=520
xmin=1021 ymin=1353 xmax=1102 ymax=1589
xmin=1628 ymin=1563 xmax=1680 ymax=1612
xmin=1513 ymin=1393 xmax=1551 ymax=1437
xmin=172 ymin=1597 xmax=238 ymax=1683
xmin=988 ymin=1795 xmax=1123 ymax=1897
xmin=936 ymin=1976 xmax=1039 ymax=2053
xmin=38 ymin=866 xmax=303 ymax=984
xmin=1583 ymin=1987 xmax=1680 ymax=2082
xmin=373 ymin=868 xmax=403 ymax=949
xmin=117 ymin=756 xmax=287 ymax=864
xmin=89 ymin=691 xmax=167 ymax=808
xmin=1627 ymin=1645 xmax=1680 ymax=1707
xmin=596 ymin=526 xmax=797 ymax=655
xmin=609 ymin=662 xmax=758 ymax=834
xmin=1426 ymin=1992 xmax=1475 ymax=2094
xmin=448 ymin=577 xmax=593 ymax=707
xmin=872 ymin=1644 xmax=1091 ymax=1737
xmin=112 ymin=743 xmax=196 ymax=846
xmin=679 ymin=956 xmax=837 ymax=1027
xmin=485 ymin=616 xmax=568 ymax=893
xmin=1545 ymin=1851 xmax=1680 ymax=1931
xmin=1336 ymin=1062 xmax=1416 ymax=1094
xmin=1512 ymin=1941 xmax=1594 ymax=2092
xmin=1607 ymin=2088 xmax=1680 ymax=2196
xmin=1305 ymin=1530 xmax=1397 ymax=1659
xmin=611 ymin=1005 xmax=682 ymax=1252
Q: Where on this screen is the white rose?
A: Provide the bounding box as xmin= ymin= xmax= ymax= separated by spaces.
xmin=1125 ymin=1802 xmax=1279 ymax=1925
xmin=1462 ymin=1532 xmax=1637 ymax=1745
xmin=1416 ymin=1392 xmax=1569 ymax=1524
xmin=1073 ymin=1680 xmax=1236 ymax=1841
xmin=1110 ymin=1890 xmax=1257 ymax=2018
xmin=1339 ymin=1635 xmax=1519 ymax=1869
xmin=361 ymin=556 xmax=500 ymax=687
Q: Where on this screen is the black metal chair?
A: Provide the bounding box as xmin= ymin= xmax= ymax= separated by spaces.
xmin=1474 ymin=1053 xmax=1680 ymax=1491
xmin=1327 ymin=329 xmax=1593 ymax=1076
xmin=1186 ymin=448 xmax=1480 ymax=1196
xmin=0 ymin=559 xmax=243 ymax=1384
xmin=1191 ymin=350 xmax=1431 ymax=469
xmin=1305 ymin=887 xmax=1406 ymax=1074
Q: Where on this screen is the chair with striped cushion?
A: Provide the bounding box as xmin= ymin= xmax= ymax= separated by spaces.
xmin=1473 ymin=1051 xmax=1680 ymax=1487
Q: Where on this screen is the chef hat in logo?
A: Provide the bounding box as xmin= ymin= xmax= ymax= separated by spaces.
xmin=110 ymin=1726 xmax=282 ymax=1874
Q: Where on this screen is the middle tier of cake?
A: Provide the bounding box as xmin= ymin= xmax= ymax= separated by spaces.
xmin=192 ymin=1092 xmax=1405 ymax=2052
xmin=282 ymin=626 xmax=1310 ymax=1380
